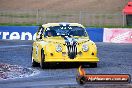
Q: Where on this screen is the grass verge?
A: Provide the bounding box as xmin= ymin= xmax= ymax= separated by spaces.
xmin=0 ymin=23 xmax=132 ymax=28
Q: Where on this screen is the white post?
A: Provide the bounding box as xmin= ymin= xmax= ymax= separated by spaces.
xmin=123 ymin=13 xmax=126 ymax=27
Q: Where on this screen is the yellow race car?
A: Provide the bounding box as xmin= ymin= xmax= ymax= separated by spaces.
xmin=31 ymin=23 xmax=99 ymax=68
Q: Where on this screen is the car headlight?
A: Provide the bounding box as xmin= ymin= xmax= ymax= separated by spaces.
xmin=82 ymin=44 xmax=88 ymax=52
xmin=56 ymin=44 xmax=62 ymax=52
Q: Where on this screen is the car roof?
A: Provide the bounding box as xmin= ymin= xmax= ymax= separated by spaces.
xmin=42 ymin=23 xmax=85 ymax=28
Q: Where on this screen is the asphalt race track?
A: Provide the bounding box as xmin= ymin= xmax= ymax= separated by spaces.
xmin=0 ymin=40 xmax=132 ymax=88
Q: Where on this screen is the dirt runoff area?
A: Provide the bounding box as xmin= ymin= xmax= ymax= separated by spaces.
xmin=0 ymin=0 xmax=129 ymax=13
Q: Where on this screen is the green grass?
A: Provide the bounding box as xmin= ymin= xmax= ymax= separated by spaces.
xmin=0 ymin=14 xmax=36 ymax=18
xmin=0 ymin=23 xmax=132 ymax=28
xmin=0 ymin=23 xmax=39 ymax=26
xmin=85 ymin=25 xmax=132 ymax=28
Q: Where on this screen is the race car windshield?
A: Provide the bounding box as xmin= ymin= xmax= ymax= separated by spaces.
xmin=44 ymin=26 xmax=87 ymax=37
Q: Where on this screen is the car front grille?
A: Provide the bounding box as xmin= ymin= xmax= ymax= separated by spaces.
xmin=66 ymin=42 xmax=77 ymax=59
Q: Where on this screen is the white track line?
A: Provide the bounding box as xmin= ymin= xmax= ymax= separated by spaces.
xmin=0 ymin=45 xmax=31 ymax=48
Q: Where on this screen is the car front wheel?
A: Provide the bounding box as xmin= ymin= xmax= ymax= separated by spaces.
xmin=40 ymin=49 xmax=46 ymax=69
xmin=31 ymin=47 xmax=39 ymax=67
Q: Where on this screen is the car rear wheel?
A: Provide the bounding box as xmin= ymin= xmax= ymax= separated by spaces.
xmin=31 ymin=47 xmax=39 ymax=67
xmin=40 ymin=49 xmax=46 ymax=69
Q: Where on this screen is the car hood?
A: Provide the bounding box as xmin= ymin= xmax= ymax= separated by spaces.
xmin=43 ymin=36 xmax=89 ymax=44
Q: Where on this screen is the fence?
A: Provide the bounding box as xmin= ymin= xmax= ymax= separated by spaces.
xmin=0 ymin=10 xmax=126 ymax=26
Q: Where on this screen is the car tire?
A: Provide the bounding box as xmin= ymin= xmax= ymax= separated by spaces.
xmin=40 ymin=49 xmax=46 ymax=69
xmin=89 ymin=63 xmax=97 ymax=68
xmin=32 ymin=58 xmax=39 ymax=67
xmin=31 ymin=47 xmax=39 ymax=67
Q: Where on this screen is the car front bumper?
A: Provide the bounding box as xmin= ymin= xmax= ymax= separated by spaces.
xmin=45 ymin=57 xmax=99 ymax=63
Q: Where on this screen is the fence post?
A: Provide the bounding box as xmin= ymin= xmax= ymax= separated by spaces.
xmin=12 ymin=10 xmax=15 ymax=25
xmin=87 ymin=14 xmax=91 ymax=26
xmin=43 ymin=10 xmax=47 ymax=24
xmin=123 ymin=13 xmax=126 ymax=27
xmin=79 ymin=11 xmax=82 ymax=24
xmin=36 ymin=9 xmax=39 ymax=25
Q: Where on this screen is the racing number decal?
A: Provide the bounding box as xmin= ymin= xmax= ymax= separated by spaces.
xmin=36 ymin=46 xmax=38 ymax=57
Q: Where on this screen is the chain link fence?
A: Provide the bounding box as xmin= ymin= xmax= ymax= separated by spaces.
xmin=0 ymin=10 xmax=126 ymax=26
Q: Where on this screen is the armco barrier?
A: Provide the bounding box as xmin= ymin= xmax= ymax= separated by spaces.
xmin=0 ymin=26 xmax=103 ymax=42
xmin=0 ymin=26 xmax=38 ymax=40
